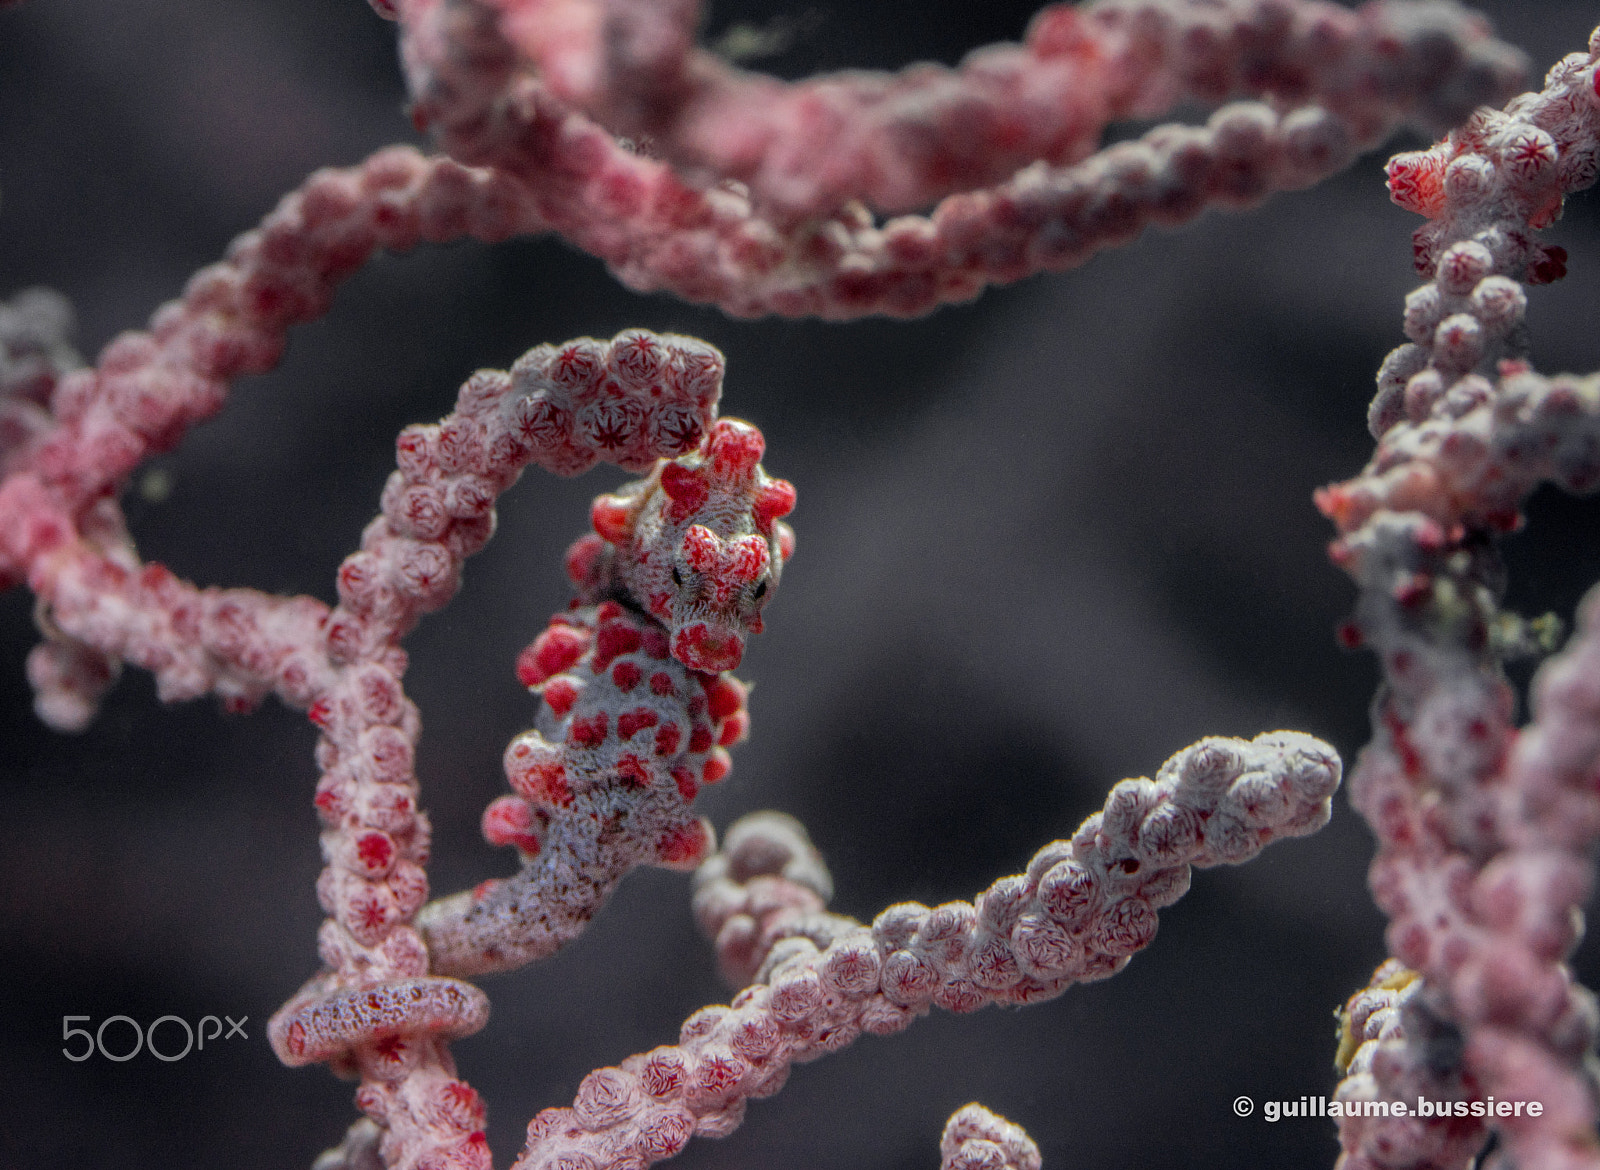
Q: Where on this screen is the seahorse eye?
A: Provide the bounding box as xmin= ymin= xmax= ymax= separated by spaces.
xmin=752 ymin=579 xmax=768 ymax=600
xmin=670 ymin=565 xmax=684 ymax=588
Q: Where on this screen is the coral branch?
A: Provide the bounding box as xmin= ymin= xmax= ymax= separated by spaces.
xmin=270 ymin=976 xmax=491 ymax=1068
xmin=486 ymin=0 xmax=1526 ymax=222
xmin=692 ymin=811 xmax=840 ymax=988
xmin=13 ymin=321 xmax=744 ymax=1165
xmin=266 ymin=330 xmax=730 ymax=1164
xmin=1324 ymin=25 xmax=1600 ymax=1170
xmin=1334 ymin=961 xmax=1490 ymax=1170
xmin=396 ymin=0 xmax=1526 ymax=317
xmin=511 ymin=731 xmax=1339 ymax=1169
xmin=0 ymin=148 xmax=549 ymax=734
xmin=0 ymin=149 xmax=542 ymax=587
xmin=4 ymin=2 xmax=1574 ymax=1167
xmin=940 ymin=1104 xmax=1043 ymax=1170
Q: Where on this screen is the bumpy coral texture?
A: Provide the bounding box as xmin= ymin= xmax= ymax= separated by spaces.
xmin=940 ymin=1104 xmax=1044 ymax=1170
xmin=510 ymin=732 xmax=1340 ymax=1170
xmin=397 ymin=0 xmax=1526 ymax=317
xmin=262 ymin=327 xmax=767 ymax=1170
xmin=1320 ymin=26 xmax=1600 ymax=1170
xmin=5 ymin=1 xmax=1577 ymax=1168
xmin=1335 ymin=961 xmax=1492 ymax=1170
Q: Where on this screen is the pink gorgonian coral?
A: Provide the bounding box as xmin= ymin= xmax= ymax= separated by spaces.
xmin=12 ymin=1 xmax=1600 ymax=1169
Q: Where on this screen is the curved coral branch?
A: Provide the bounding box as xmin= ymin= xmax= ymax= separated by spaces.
xmin=394 ymin=0 xmax=1526 ymax=318
xmin=2 ymin=319 xmax=731 ymax=1168
xmin=263 ymin=329 xmax=730 ymax=1167
xmin=691 ymin=810 xmax=841 ymax=988
xmin=0 ymin=148 xmax=542 ymax=586
xmin=0 ymin=148 xmax=549 ymax=730
xmin=510 ymin=731 xmax=1340 ymax=1170
xmin=484 ymin=0 xmax=1527 ymax=222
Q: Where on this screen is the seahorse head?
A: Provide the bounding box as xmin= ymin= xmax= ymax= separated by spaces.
xmin=581 ymin=418 xmax=795 ymax=672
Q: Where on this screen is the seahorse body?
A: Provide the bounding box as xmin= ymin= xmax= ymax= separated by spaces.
xmin=423 ymin=412 xmax=795 ymax=976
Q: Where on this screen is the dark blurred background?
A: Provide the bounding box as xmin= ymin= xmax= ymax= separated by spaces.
xmin=5 ymin=1 xmax=1600 ymax=1167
